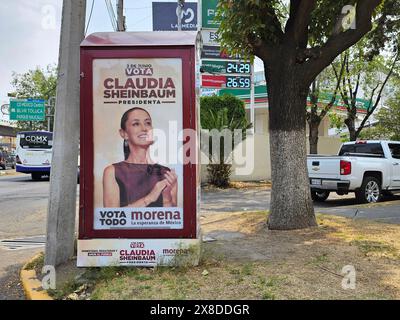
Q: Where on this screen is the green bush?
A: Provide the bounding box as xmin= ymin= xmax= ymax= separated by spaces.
xmin=200 ymin=95 xmax=252 ymax=188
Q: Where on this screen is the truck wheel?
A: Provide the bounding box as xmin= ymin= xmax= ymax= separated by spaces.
xmin=31 ymin=173 xmax=42 ymax=181
xmin=355 ymin=176 xmax=382 ymax=204
xmin=311 ymin=190 xmax=330 ymax=202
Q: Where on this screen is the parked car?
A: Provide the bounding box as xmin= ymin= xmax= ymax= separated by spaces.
xmin=307 ymin=140 xmax=400 ymax=203
xmin=0 ymin=150 xmax=15 ymax=170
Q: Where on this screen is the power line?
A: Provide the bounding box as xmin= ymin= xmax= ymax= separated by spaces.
xmin=129 ymin=14 xmax=152 ymax=29
xmin=124 ymin=6 xmax=152 ymax=10
xmin=105 ymin=0 xmax=118 ymax=31
xmin=85 ymin=0 xmax=95 ymax=36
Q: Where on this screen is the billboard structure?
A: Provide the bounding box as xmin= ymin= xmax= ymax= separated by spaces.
xmin=152 ymin=2 xmax=198 ymax=31
xmin=79 ymin=32 xmax=202 ymax=267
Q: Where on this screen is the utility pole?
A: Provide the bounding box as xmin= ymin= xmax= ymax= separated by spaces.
xmin=46 ymin=97 xmax=56 ymax=132
xmin=250 ymin=64 xmax=255 ymax=135
xmin=45 ymin=0 xmax=86 ymax=267
xmin=177 ymin=0 xmax=185 ymax=31
xmin=117 ymin=0 xmax=126 ymax=31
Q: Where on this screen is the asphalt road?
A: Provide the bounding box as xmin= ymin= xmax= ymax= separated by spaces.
xmin=0 ymin=174 xmax=50 ymax=239
xmin=0 ymin=171 xmax=82 ymax=299
xmin=201 ymin=187 xmax=400 ymax=223
xmin=0 ymin=173 xmax=50 ymax=299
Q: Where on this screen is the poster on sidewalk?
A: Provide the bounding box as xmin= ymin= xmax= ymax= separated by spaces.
xmin=92 ymin=58 xmax=184 ymax=230
xmin=77 ymin=238 xmax=200 ymax=267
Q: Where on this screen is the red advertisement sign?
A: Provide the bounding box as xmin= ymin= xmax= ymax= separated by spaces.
xmin=201 ymin=75 xmax=227 ymax=88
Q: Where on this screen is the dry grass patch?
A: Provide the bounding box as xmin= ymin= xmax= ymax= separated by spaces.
xmin=79 ymin=212 xmax=400 ymax=300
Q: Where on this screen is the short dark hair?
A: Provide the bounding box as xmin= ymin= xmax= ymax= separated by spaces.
xmin=120 ymin=107 xmax=151 ymax=130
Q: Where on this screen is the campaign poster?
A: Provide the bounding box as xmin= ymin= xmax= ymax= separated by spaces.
xmin=77 ymin=238 xmax=200 ymax=267
xmin=92 ymin=58 xmax=184 ymax=230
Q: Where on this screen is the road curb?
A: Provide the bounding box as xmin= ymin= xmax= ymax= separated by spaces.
xmin=338 ymin=199 xmax=400 ymax=209
xmin=20 ymin=253 xmax=53 ymax=300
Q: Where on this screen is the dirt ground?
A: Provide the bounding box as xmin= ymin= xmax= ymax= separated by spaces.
xmin=197 ymin=212 xmax=400 ymax=299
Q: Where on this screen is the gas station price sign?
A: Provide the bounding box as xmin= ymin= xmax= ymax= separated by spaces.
xmin=226 ymin=76 xmax=251 ymax=89
xmin=201 ymin=60 xmax=251 ymax=75
xmin=226 ymin=62 xmax=251 ymax=74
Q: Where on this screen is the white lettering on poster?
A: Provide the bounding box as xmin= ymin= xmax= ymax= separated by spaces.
xmin=94 ymin=208 xmax=183 ymax=230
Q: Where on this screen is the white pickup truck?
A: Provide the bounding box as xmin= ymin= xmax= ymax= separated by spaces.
xmin=307 ymin=140 xmax=400 ymax=203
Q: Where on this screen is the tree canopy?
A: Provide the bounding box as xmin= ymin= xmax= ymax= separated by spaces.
xmin=217 ymin=0 xmax=399 ymax=84
xmin=10 ymin=64 xmax=57 ymax=131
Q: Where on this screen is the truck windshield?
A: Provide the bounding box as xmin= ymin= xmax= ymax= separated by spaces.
xmin=339 ymin=143 xmax=384 ymax=156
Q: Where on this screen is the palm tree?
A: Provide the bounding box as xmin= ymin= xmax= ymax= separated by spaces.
xmin=201 ymin=99 xmax=252 ymax=188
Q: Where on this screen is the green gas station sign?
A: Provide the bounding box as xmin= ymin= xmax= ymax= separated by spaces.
xmin=202 ymin=0 xmax=219 ymax=29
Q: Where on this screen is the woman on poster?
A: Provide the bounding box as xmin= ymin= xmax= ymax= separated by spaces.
xmin=103 ymin=107 xmax=178 ymax=208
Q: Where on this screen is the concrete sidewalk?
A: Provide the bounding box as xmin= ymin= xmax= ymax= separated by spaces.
xmin=201 ymin=187 xmax=400 ymax=224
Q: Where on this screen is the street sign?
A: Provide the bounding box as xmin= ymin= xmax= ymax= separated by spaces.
xmin=201 ymin=0 xmax=219 ymax=29
xmin=152 ymin=2 xmax=198 ymax=31
xmin=202 ymin=60 xmax=251 ymax=74
xmin=202 ymin=75 xmax=251 ymax=89
xmin=9 ymin=100 xmax=45 ymax=121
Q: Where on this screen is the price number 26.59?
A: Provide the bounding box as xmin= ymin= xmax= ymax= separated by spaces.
xmin=226 ymin=76 xmax=251 ymax=89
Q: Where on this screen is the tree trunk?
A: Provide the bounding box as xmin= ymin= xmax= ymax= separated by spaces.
xmin=308 ymin=120 xmax=320 ymax=154
xmin=345 ymin=115 xmax=357 ymax=141
xmin=266 ymin=64 xmax=317 ymax=230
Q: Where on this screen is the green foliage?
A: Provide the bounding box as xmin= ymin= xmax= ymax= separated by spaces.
xmin=365 ymin=0 xmax=400 ymax=59
xmin=216 ymin=0 xmax=400 ymax=64
xmin=200 ymin=95 xmax=252 ymax=187
xmin=216 ymin=1 xmax=284 ymax=58
xmin=357 ymin=126 xmax=387 ymax=140
xmin=308 ymin=0 xmax=357 ymax=45
xmin=361 ymin=89 xmax=400 ymax=140
xmin=328 ymin=112 xmax=345 ymax=131
xmin=10 ymin=64 xmax=57 ymax=131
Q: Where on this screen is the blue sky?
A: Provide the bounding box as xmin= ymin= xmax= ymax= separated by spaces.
xmin=0 ymin=0 xmax=264 ymax=120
